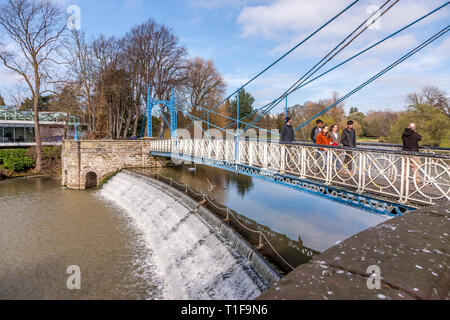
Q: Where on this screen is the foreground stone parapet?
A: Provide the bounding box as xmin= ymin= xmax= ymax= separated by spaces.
xmin=258 ymin=203 xmax=450 ymax=300
xmin=62 ymin=140 xmax=166 ymax=190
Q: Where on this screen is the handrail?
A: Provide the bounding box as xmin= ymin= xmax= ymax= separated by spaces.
xmin=173 ymin=138 xmax=450 ymax=158
xmin=148 ymin=138 xmax=450 ymax=207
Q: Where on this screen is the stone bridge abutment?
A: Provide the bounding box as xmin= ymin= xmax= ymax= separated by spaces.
xmin=62 ymin=140 xmax=165 ymax=190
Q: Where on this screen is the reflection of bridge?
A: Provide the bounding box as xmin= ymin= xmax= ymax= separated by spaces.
xmin=149 ymin=139 xmax=450 ymax=216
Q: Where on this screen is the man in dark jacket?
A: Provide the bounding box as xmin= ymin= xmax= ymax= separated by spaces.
xmin=402 ymin=123 xmax=422 ymax=184
xmin=341 ymin=120 xmax=357 ymax=174
xmin=311 ymin=119 xmax=323 ymax=143
xmin=402 ymin=123 xmax=422 ymax=152
xmin=341 ymin=120 xmax=357 ymax=148
xmin=281 ymin=117 xmax=295 ymax=143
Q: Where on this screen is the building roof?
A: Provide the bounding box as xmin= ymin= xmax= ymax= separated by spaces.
xmin=0 ymin=105 xmax=79 ymax=123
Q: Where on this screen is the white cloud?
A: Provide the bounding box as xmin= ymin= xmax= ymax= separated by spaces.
xmin=189 ymin=0 xmax=270 ymax=10
xmin=237 ymin=0 xmax=448 ymax=39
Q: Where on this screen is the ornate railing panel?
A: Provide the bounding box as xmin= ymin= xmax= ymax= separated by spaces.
xmin=150 ymin=139 xmax=450 ymax=207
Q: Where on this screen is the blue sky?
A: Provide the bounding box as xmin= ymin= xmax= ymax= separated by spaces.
xmin=1 ymin=0 xmax=449 ymax=114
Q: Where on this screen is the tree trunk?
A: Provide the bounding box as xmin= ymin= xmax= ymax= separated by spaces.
xmin=133 ymin=90 xmax=142 ymax=137
xmin=123 ymin=105 xmax=133 ymax=139
xmin=33 ymin=92 xmax=42 ymax=173
xmin=132 ymin=105 xmax=139 ymax=137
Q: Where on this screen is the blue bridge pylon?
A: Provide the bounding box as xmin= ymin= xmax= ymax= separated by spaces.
xmin=146 ymin=87 xmax=177 ymax=138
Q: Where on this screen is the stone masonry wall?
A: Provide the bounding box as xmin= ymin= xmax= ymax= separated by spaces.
xmin=62 ymin=140 xmax=163 ymax=190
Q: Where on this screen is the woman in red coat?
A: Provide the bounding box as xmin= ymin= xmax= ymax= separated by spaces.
xmin=315 ymin=126 xmax=332 ymax=172
xmin=316 ymin=126 xmax=333 ymax=146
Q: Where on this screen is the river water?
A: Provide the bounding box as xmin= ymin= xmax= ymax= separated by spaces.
xmin=0 ymin=166 xmax=388 ymax=300
xmin=0 ymin=177 xmax=160 ymax=300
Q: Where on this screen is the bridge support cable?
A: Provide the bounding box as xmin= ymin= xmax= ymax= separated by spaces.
xmin=292 ymin=2 xmax=450 ymax=130
xmin=226 ymin=0 xmax=397 ymax=130
xmin=174 ymin=103 xmax=232 ymax=136
xmin=179 ymin=102 xmax=280 ymax=137
xmin=239 ymin=1 xmax=450 ymax=135
xmin=183 ymin=0 xmax=360 ymax=132
xmin=293 ymin=24 xmax=450 ymax=133
xmin=237 ymin=2 xmax=450 ymax=136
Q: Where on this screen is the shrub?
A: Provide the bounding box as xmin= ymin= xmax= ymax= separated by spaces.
xmin=0 ymin=149 xmax=36 ymax=172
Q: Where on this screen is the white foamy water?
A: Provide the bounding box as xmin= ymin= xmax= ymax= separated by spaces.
xmin=99 ymin=171 xmax=264 ymax=300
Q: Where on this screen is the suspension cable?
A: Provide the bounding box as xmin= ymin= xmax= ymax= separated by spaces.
xmin=239 ymin=2 xmax=449 ymax=135
xmin=228 ymin=0 xmax=396 ymax=129
xmin=292 ymin=24 xmax=450 ymax=132
xmin=183 ymin=1 xmax=360 ymax=131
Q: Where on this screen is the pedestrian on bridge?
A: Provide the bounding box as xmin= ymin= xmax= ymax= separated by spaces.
xmin=316 ymin=126 xmax=333 ymax=147
xmin=402 ymin=123 xmax=423 ymax=185
xmin=316 ymin=126 xmax=332 ymax=171
xmin=402 ymin=123 xmax=422 ymax=152
xmin=341 ymin=120 xmax=357 ymax=176
xmin=311 ymin=120 xmax=323 ymax=144
xmin=330 ymin=124 xmax=342 ymax=171
xmin=330 ymin=124 xmax=341 ymax=146
xmin=281 ymin=117 xmax=295 ymax=144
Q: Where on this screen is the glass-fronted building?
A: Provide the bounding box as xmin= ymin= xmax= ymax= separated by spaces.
xmin=0 ymin=106 xmax=82 ymax=146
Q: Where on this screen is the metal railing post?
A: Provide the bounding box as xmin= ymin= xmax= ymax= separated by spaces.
xmin=263 ymin=143 xmax=268 ymax=169
xmin=280 ymin=145 xmax=286 ymax=174
xmin=358 ymin=151 xmax=366 ymax=193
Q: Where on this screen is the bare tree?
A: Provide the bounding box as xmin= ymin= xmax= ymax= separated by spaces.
xmin=150 ymin=24 xmax=187 ymax=138
xmin=365 ymin=109 xmax=398 ymax=138
xmin=125 ymin=19 xmax=187 ymax=138
xmin=0 ymin=0 xmax=66 ymax=172
xmin=407 ymin=86 xmax=449 ymax=115
xmin=185 ymin=57 xmax=226 ymax=123
xmin=5 ymin=85 xmax=28 ymax=107
xmin=66 ymin=30 xmax=97 ymax=133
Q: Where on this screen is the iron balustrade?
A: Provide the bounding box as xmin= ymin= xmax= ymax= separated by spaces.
xmin=149 ymin=139 xmax=450 ymax=207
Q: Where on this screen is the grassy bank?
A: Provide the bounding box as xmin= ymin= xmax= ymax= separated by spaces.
xmin=0 ymin=146 xmax=61 ymax=181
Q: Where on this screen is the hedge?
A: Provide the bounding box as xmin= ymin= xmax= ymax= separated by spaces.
xmin=0 ymin=149 xmax=36 ymax=172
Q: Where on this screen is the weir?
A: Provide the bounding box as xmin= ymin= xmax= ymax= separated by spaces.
xmin=99 ymin=170 xmax=281 ymax=300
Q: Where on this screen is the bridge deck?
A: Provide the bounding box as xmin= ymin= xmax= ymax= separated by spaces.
xmin=149 ymin=139 xmax=450 ymax=216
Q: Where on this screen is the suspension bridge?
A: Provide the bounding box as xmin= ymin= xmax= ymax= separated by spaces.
xmin=141 ymin=1 xmax=450 ymax=216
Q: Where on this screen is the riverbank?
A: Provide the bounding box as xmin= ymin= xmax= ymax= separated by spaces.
xmin=0 ymin=146 xmax=61 ymax=181
xmin=258 ymin=202 xmax=450 ymax=300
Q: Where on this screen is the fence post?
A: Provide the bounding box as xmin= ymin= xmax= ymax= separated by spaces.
xmin=235 ymin=136 xmax=240 ymax=164
xmin=301 ymin=147 xmax=306 ymax=178
xmin=326 ymin=149 xmax=331 ymax=184
xmin=400 ymin=156 xmax=408 ymax=203
xmin=248 ymin=142 xmax=254 ymax=167
xmin=280 ymin=145 xmax=286 ymax=174
xmin=263 ymin=143 xmax=268 ymax=169
xmin=357 ymin=151 xmax=366 ymax=193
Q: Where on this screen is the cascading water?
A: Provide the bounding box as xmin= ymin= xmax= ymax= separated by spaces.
xmin=99 ymin=170 xmax=280 ymax=300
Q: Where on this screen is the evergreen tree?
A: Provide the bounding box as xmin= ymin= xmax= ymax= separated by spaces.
xmin=0 ymin=94 xmax=5 ymax=106
xmin=349 ymin=107 xmax=359 ymax=114
xmin=229 ymin=89 xmax=255 ymax=128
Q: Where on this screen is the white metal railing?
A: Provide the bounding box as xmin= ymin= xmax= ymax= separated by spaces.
xmin=149 ymin=139 xmax=450 ymax=206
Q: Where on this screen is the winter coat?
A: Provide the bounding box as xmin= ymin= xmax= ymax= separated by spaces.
xmin=316 ymin=132 xmax=333 ymax=146
xmin=281 ymin=124 xmax=295 ymax=143
xmin=402 ymin=128 xmax=422 ymax=152
xmin=330 ymin=132 xmax=341 ymax=146
xmin=341 ymin=128 xmax=357 ymax=148
xmin=311 ymin=127 xmax=322 ymax=143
